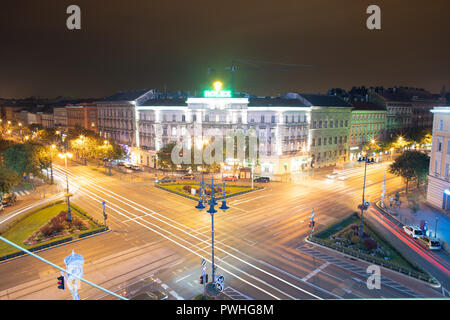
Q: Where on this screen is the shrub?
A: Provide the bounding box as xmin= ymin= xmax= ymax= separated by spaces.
xmin=72 ymin=218 xmax=86 ymax=230
xmin=40 ymin=224 xmax=53 ymax=236
xmin=364 ymin=238 xmax=378 ymax=250
xmin=350 ymin=235 xmax=361 ymax=244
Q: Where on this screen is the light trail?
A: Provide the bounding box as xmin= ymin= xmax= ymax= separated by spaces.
xmin=53 ymin=165 xmax=325 ymax=299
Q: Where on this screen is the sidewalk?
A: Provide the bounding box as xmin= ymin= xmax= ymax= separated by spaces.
xmin=382 ymin=188 xmax=450 ymax=250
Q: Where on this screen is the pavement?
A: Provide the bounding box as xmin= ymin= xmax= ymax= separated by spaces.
xmin=0 ymin=157 xmax=446 ymax=300
xmin=382 ymin=189 xmax=450 ymax=250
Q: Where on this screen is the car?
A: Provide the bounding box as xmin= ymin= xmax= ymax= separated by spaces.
xmin=130 ymin=165 xmax=141 ymax=171
xmin=222 ymin=176 xmax=238 ymax=182
xmin=0 ymin=204 xmax=4 ymax=211
xmin=158 ymin=176 xmax=176 ymax=183
xmin=402 ymin=225 xmax=424 ymax=238
xmin=2 ymin=193 xmax=17 ymax=206
xmin=417 ymin=236 xmax=441 ymax=250
xmin=254 ymin=176 xmax=270 ymax=183
xmin=326 ymin=172 xmax=339 ymax=179
xmin=180 ymin=174 xmax=195 ymax=180
xmin=337 ymin=174 xmax=348 ymax=181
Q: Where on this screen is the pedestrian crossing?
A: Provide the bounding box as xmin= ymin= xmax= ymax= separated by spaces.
xmin=13 ymin=190 xmax=30 ymax=197
xmin=297 ymin=245 xmax=423 ymax=298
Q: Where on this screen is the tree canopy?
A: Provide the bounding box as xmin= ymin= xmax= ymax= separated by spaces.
xmin=389 ymin=150 xmax=430 ymax=193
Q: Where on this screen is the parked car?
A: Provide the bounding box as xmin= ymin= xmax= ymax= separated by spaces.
xmin=417 ymin=236 xmax=441 ymax=250
xmin=222 ymin=176 xmax=238 ymax=182
xmin=254 ymin=176 xmax=270 ymax=183
xmin=158 ymin=176 xmax=176 ymax=183
xmin=336 ymin=174 xmax=348 ymax=181
xmin=130 ymin=165 xmax=141 ymax=171
xmin=180 ymin=174 xmax=195 ymax=180
xmin=402 ymin=225 xmax=424 ymax=238
xmin=2 ymin=193 xmax=17 ymax=207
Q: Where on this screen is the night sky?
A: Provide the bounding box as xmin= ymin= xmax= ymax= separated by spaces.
xmin=0 ymin=0 xmax=449 ymax=98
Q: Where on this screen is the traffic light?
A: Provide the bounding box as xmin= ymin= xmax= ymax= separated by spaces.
xmin=199 ymin=275 xmax=204 ymax=284
xmin=205 ymin=274 xmax=208 ymax=283
xmin=57 ymin=276 xmax=65 ymax=290
xmin=309 ymin=221 xmax=315 ymax=228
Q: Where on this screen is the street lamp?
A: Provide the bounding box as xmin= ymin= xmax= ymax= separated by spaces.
xmin=49 ymin=144 xmax=56 ymax=184
xmin=59 ymin=152 xmax=74 ymax=222
xmin=358 ymin=140 xmax=375 ymax=237
xmin=195 ymin=178 xmax=229 ymax=287
xmin=58 ymin=152 xmax=73 ymax=169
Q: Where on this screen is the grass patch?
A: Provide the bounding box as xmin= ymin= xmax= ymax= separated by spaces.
xmin=157 ymin=183 xmax=261 ymax=200
xmin=0 ymin=202 xmax=103 ymax=257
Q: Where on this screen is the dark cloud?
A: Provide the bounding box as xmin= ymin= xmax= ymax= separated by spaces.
xmin=0 ymin=0 xmax=449 ymax=98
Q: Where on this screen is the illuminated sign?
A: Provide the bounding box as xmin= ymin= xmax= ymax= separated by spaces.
xmin=203 ymin=81 xmax=232 ymax=98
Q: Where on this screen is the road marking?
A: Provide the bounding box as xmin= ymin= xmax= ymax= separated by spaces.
xmin=54 ymin=165 xmax=323 ymax=300
xmin=169 ymin=290 xmax=184 ymax=300
xmin=222 ymin=286 xmax=253 ymax=300
xmin=301 ymin=262 xmax=330 ymax=282
xmin=231 ymin=194 xmax=271 ymax=206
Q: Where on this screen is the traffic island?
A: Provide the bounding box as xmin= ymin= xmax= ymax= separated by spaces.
xmin=0 ymin=200 xmax=107 ymax=261
xmin=193 ymin=282 xmax=227 ymax=300
xmin=309 ymin=212 xmax=436 ymax=284
xmin=155 ymin=183 xmax=262 ymax=201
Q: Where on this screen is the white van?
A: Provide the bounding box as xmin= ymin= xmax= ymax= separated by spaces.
xmin=402 ymin=225 xmax=424 ymax=238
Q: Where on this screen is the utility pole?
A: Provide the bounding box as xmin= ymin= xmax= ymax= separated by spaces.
xmin=102 ymin=201 xmax=107 ymax=229
xmin=381 ymin=168 xmax=386 ymax=208
xmin=435 ymin=216 xmax=439 ymax=238
xmin=359 ymin=157 xmax=368 ymax=237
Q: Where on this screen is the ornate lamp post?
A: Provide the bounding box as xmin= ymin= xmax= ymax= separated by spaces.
xmin=195 ymin=178 xmax=229 ymax=285
xmin=358 ymin=139 xmax=375 ymax=237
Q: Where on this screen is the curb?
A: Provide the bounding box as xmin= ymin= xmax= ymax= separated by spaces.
xmin=0 ymin=228 xmax=111 ymax=265
xmin=304 ymin=236 xmax=441 ymax=288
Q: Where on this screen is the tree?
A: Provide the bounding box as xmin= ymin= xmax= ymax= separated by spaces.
xmin=4 ymin=142 xmax=46 ymax=178
xmin=157 ymin=143 xmax=178 ymax=172
xmin=0 ymin=166 xmax=20 ymax=200
xmin=389 ymin=150 xmax=430 ymax=194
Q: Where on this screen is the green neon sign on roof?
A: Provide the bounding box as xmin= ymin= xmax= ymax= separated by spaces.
xmin=203 ymin=81 xmax=232 ymax=98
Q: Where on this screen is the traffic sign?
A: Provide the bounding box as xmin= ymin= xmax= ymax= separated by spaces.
xmin=215 ymin=281 xmax=224 ymax=292
xmin=201 ymin=258 xmax=206 ymax=267
xmin=216 ymin=274 xmax=225 ymax=283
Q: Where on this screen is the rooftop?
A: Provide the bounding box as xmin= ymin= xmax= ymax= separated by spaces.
xmin=300 ymin=94 xmax=353 ymax=107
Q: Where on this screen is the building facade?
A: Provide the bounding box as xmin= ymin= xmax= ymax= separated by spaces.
xmin=427 ymin=106 xmax=450 ymax=211
xmin=66 ymin=105 xmax=98 ymax=132
xmin=41 ymin=113 xmax=54 ymax=128
xmin=97 ymin=90 xmax=154 ymax=148
xmin=295 ymin=94 xmax=353 ymax=168
xmin=53 ymin=107 xmax=68 ymax=130
xmin=348 ymin=101 xmax=387 ymax=160
xmin=133 ymin=96 xmax=311 ymax=176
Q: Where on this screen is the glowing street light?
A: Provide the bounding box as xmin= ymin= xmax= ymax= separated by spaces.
xmin=58 ymin=152 xmax=73 ymax=169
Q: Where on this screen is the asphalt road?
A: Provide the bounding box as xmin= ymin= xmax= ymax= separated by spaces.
xmin=0 ymin=160 xmax=445 ymax=300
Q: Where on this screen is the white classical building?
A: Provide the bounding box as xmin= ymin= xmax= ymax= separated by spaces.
xmin=97 ymin=86 xmax=353 ymax=177
xmin=133 ymin=95 xmax=311 ymax=176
